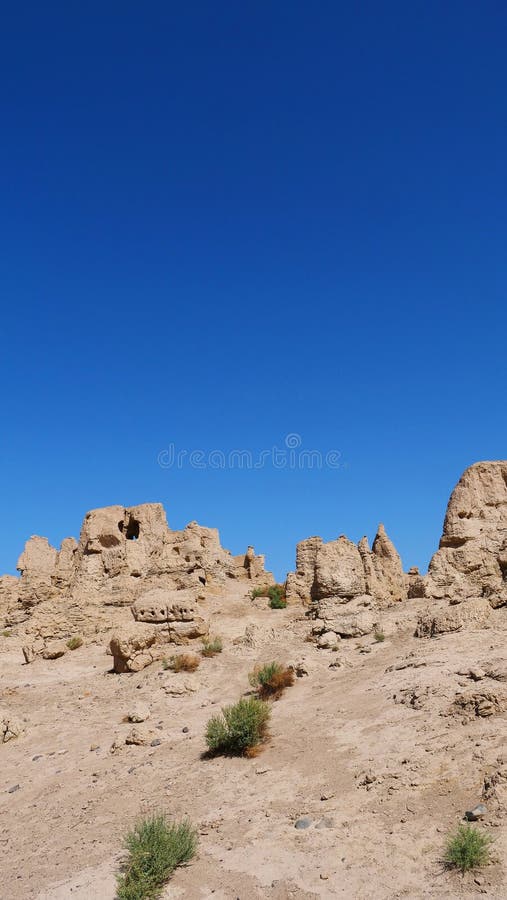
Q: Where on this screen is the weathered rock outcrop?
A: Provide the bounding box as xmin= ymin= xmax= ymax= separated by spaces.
xmin=131 ymin=588 xmax=209 ymax=643
xmin=415 ymin=597 xmax=493 ymax=637
xmin=1 ymin=503 xmax=272 ymax=640
xmin=285 ymin=536 xmax=323 ymax=605
xmin=365 ymin=524 xmax=406 ymax=603
xmin=286 ymin=525 xmax=407 ymax=639
xmin=316 ymin=594 xmax=378 ymax=638
xmin=0 ymin=575 xmax=19 ymax=621
xmin=131 ymin=588 xmax=198 ymax=624
xmin=286 ymin=525 xmax=406 ymax=609
xmin=426 ymin=461 xmax=507 ymax=607
xmin=109 ymin=625 xmax=170 ymax=673
xmin=4 ymin=461 xmax=507 ymax=652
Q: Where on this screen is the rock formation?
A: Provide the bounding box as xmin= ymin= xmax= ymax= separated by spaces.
xmin=286 ymin=525 xmax=406 ymax=639
xmin=286 ymin=525 xmax=405 ymax=609
xmin=109 ymin=624 xmax=171 ymax=673
xmin=286 ymin=461 xmax=507 ymax=642
xmin=3 ymin=460 xmax=507 ymax=656
xmin=426 ymin=461 xmax=507 ymax=607
xmin=1 ymin=503 xmax=272 ymax=645
xmin=414 ymin=596 xmax=493 ymax=637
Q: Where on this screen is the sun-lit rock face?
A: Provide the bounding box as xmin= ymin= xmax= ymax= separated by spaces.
xmin=426 ymin=461 xmax=507 ymax=607
xmin=1 ymin=503 xmax=272 ymax=639
xmin=4 ymin=461 xmax=507 ymax=650
xmin=286 ymin=524 xmax=407 ymax=640
xmin=286 ymin=525 xmax=406 ymax=608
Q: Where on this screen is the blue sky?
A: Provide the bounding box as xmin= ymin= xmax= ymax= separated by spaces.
xmin=1 ymin=2 xmax=506 ymax=580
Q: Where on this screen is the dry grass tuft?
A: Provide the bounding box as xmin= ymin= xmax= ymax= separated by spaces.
xmin=66 ymin=635 xmax=83 ymax=651
xmin=201 ymin=636 xmax=223 ymax=657
xmin=170 ymin=653 xmax=200 ymax=673
xmin=249 ymin=661 xmax=295 ymax=700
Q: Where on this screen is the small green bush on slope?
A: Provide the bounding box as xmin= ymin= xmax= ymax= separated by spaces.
xmin=116 ymin=814 xmax=197 ymax=900
xmin=205 ymin=697 xmax=270 ymax=756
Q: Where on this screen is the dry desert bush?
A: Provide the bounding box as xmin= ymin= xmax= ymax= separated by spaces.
xmin=201 ymin=636 xmax=223 ymax=657
xmin=169 ymin=653 xmax=200 ymax=673
xmin=248 ymin=661 xmax=294 ymax=700
xmin=66 ymin=635 xmax=83 ymax=650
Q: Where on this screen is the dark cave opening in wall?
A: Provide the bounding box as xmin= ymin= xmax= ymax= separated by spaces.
xmin=118 ymin=516 xmax=140 ymax=541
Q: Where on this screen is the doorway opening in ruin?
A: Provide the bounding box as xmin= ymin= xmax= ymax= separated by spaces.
xmin=118 ymin=515 xmax=140 ymax=541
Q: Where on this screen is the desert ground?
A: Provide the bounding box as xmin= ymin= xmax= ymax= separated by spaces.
xmin=2 ymin=582 xmax=506 ymax=900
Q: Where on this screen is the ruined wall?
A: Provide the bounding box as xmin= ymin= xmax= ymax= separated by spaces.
xmin=2 ymin=503 xmax=273 ymax=637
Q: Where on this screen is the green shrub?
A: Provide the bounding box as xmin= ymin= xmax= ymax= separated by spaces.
xmin=444 ymin=824 xmax=491 ymax=873
xmin=2 ymin=629 xmax=11 ymax=638
xmin=373 ymin=629 xmax=385 ymax=643
xmin=251 ymin=584 xmax=287 ymax=607
xmin=268 ymin=584 xmax=287 ymax=609
xmin=251 ymin=586 xmax=270 ymax=599
xmin=205 ymin=697 xmax=271 ymax=756
xmin=249 ymin=661 xmax=294 ymax=699
xmin=201 ymin=636 xmax=223 ymax=657
xmin=66 ymin=635 xmax=83 ymax=651
xmin=116 ymin=814 xmax=197 ymax=900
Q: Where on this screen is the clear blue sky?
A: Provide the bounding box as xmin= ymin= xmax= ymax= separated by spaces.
xmin=1 ymin=2 xmax=506 ymax=580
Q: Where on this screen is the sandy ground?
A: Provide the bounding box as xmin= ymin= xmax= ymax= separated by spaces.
xmin=1 ymin=585 xmax=507 ymax=899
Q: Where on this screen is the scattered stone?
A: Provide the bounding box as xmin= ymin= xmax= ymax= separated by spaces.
xmin=41 ymin=641 xmax=67 ymax=660
xmin=90 ymin=744 xmax=99 ymax=752
xmin=163 ymin=678 xmax=200 ymax=696
xmin=182 ymin=726 xmax=189 ymax=733
xmin=7 ymin=784 xmax=20 ymax=793
xmin=317 ymin=631 xmax=338 ymax=649
xmin=292 ymin=661 xmax=310 ymax=677
xmin=2 ymin=716 xmax=25 ymax=743
xmin=294 ymin=817 xmax=312 ymax=830
xmin=465 ymin=803 xmax=488 ymax=821
xmin=110 ymin=626 xmax=170 ymax=674
xmin=320 ymin=790 xmax=335 ymax=801
xmin=451 ymin=692 xmax=504 ymax=720
xmin=328 ymin=659 xmax=342 ymax=668
xmin=363 ymin=772 xmax=377 ymax=784
xmin=127 ymin=704 xmax=150 ymax=723
xmin=22 ymin=640 xmax=45 ymax=664
xmin=150 ymin=738 xmax=162 ymax=747
xmin=125 ymin=727 xmax=150 ymax=746
xmin=469 ymin=668 xmax=486 ymax=681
